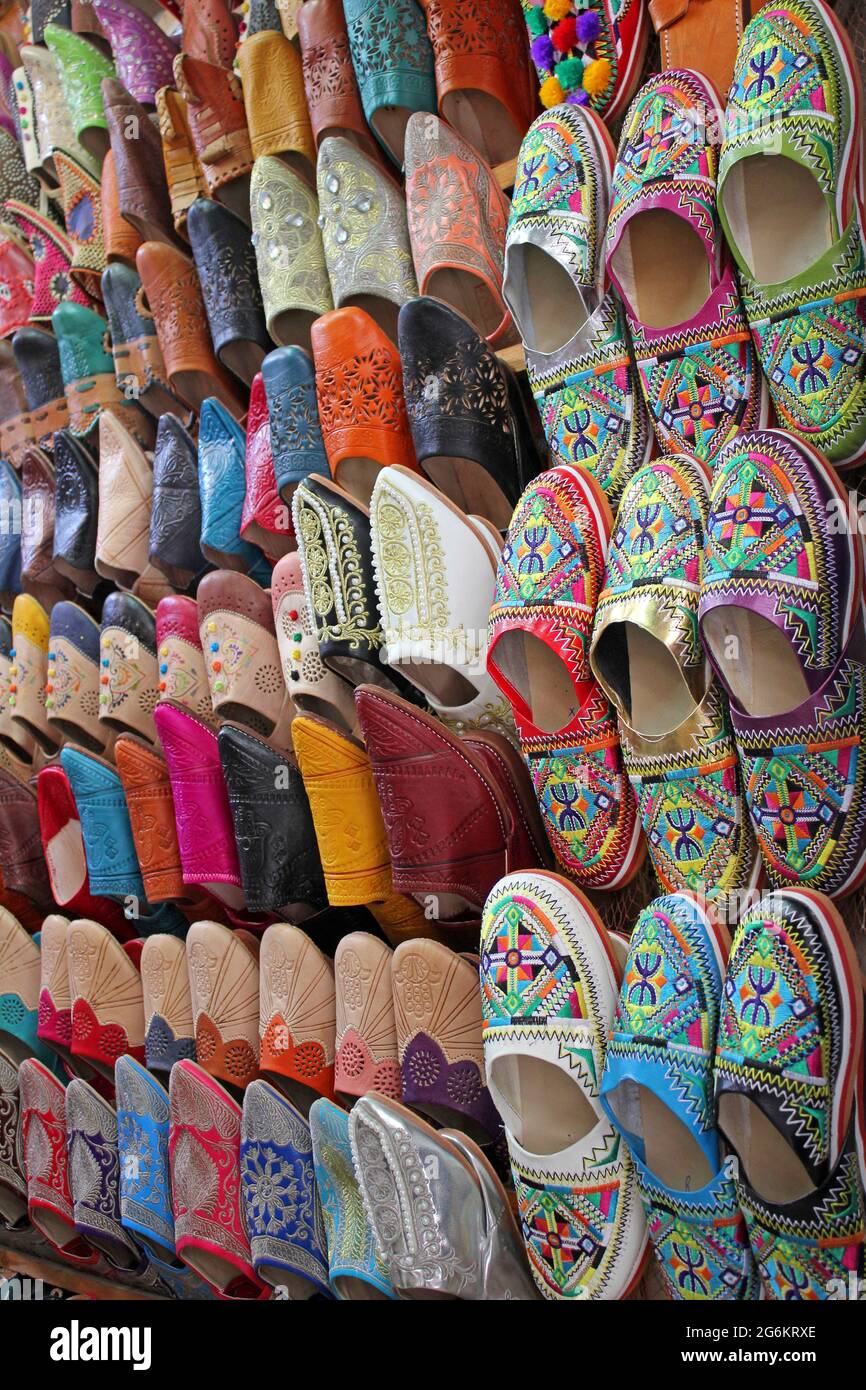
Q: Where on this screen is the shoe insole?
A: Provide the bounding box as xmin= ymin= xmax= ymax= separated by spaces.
xmin=334 ymin=456 xmax=381 ymax=507
xmin=718 ymin=1091 xmax=815 ymax=1203
xmin=505 ymin=240 xmax=597 ymax=354
xmin=722 ymin=154 xmax=833 ymax=285
xmin=342 ymin=293 xmax=400 ymax=344
xmin=442 ymin=88 xmax=522 ymax=168
xmin=422 ymin=455 xmax=514 ymax=530
xmin=611 ymin=208 xmax=710 ymax=329
xmin=388 ymin=657 xmax=478 ymax=708
xmin=425 ymin=265 xmax=504 ymax=341
xmin=219 ymin=339 xmax=266 ymax=387
xmin=490 ymin=1051 xmax=597 ymax=1154
xmin=702 ymin=606 xmax=810 ymax=717
xmin=593 ymin=620 xmax=699 ymax=736
xmin=604 ymin=1078 xmax=714 ymax=1190
xmin=270 ymin=307 xmax=318 ymax=354
xmin=371 ymin=105 xmax=413 ymax=166
xmin=494 ymin=630 xmax=579 ymax=733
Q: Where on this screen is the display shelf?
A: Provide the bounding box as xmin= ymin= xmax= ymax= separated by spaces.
xmin=494 ymin=157 xmax=518 ymax=191
xmin=496 ymin=341 xmax=526 ymax=374
xmin=0 ymin=1242 xmax=169 ymax=1302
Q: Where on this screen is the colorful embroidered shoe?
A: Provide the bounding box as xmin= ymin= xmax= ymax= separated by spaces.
xmin=715 ymin=888 xmax=866 ymax=1299
xmin=590 ymin=455 xmax=760 ymax=903
xmin=115 ymin=1056 xmax=217 ymax=1299
xmin=169 ymin=1059 xmax=269 ymax=1299
xmin=156 ymin=595 xmax=217 ymax=726
xmin=480 ymin=870 xmax=648 ymax=1299
xmin=43 ymin=24 xmax=115 ymax=162
xmin=349 ymin=1093 xmax=539 ymax=1299
xmin=521 ymin=0 xmax=648 ymax=124
xmin=18 ymin=1057 xmax=99 ymax=1264
xmin=240 ymin=1080 xmax=331 ymax=1296
xmin=343 ymin=0 xmax=436 ymax=167
xmin=600 ymin=893 xmax=759 ymax=1300
xmin=699 ymin=429 xmax=866 ymax=897
xmin=488 ymin=465 xmax=644 ymax=890
xmin=309 ymin=1095 xmax=396 ymax=1300
xmin=504 ymin=103 xmax=648 ymax=503
xmin=717 ymin=0 xmax=866 ymax=468
xmin=250 ymin=155 xmax=333 ymax=351
xmin=66 ymin=1079 xmax=155 ymax=1276
xmin=91 ymin=0 xmax=179 ymax=108
xmin=605 ymin=70 xmax=767 ymax=466
xmin=370 ymin=465 xmax=516 ymax=741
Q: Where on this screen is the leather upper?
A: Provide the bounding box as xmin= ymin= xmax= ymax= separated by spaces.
xmin=46 ymin=600 xmax=107 ymax=751
xmin=259 ymin=922 xmax=336 ymax=1102
xmin=11 ymin=326 xmax=69 ymax=445
xmin=149 ymin=412 xmax=205 ymax=591
xmin=240 ymin=371 xmax=295 ymax=561
xmin=261 ymin=346 xmax=329 ymax=501
xmin=0 ymin=771 xmax=51 ymax=907
xmin=43 ymin=24 xmax=115 ymax=156
xmin=116 ymin=734 xmax=188 ymax=904
xmin=65 ymin=918 xmax=146 ymax=1074
xmin=140 ymin=933 xmax=196 ymax=1072
xmin=61 ymin=745 xmax=147 ymax=901
xmin=219 ymin=721 xmax=327 ymax=916
xmin=297 ymin=0 xmax=383 ymax=161
xmin=173 ymin=52 xmax=253 ymax=205
xmin=92 ymin=0 xmax=179 ymax=107
xmin=99 ymin=589 xmax=159 ymax=742
xmin=271 ymin=550 xmax=359 ymax=732
xmin=198 ymin=396 xmax=271 ymax=580
xmin=197 ymin=568 xmax=291 ymax=738
xmin=94 ymin=409 xmax=154 ymax=588
xmin=103 ymin=77 xmax=181 ymax=247
xmin=101 ymin=260 xmax=176 ymax=418
xmin=238 ymin=28 xmax=314 ymax=172
xmin=54 ymin=148 xmax=107 ymax=299
xmin=51 ymin=429 xmax=100 ymax=594
xmin=156 ymin=86 xmax=208 ymax=237
xmin=186 ymin=197 xmax=269 ymax=385
xmin=0 ymin=464 xmax=21 ymax=613
xmin=156 ymin=594 xmax=217 ymax=725
xmin=186 ymin=920 xmax=260 ymax=1092
xmin=102 ymin=149 xmax=143 ymax=265
xmin=20 ymin=446 xmax=74 ymax=609
xmin=250 ymin=155 xmax=332 ymax=348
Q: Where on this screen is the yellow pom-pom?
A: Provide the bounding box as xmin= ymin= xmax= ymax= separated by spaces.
xmin=539 ymin=75 xmax=565 ymax=108
xmin=543 ymin=0 xmax=572 ymax=20
xmin=583 ymin=57 xmax=612 ymax=99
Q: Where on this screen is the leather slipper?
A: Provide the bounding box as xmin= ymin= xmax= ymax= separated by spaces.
xmin=186 ymin=919 xmax=261 ymax=1093
xmin=334 ymin=931 xmax=400 ymax=1101
xmin=259 ymin=921 xmax=336 ymax=1108
xmin=65 ymin=917 xmax=146 ymax=1078
xmin=250 ymin=154 xmax=333 ymax=350
xmin=156 ymin=595 xmax=218 ymax=726
xmin=197 ymin=569 xmax=294 ymax=741
xmin=18 ymin=1057 xmax=99 ymax=1264
xmin=140 ymin=932 xmax=196 ymax=1073
xmin=240 ymin=371 xmax=296 ymax=561
xmin=99 ymin=590 xmax=159 ymax=744
xmin=271 ymin=552 xmax=359 ymax=734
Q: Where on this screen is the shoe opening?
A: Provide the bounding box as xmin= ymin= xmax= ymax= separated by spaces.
xmin=721 ymin=154 xmax=833 ymax=285
xmin=701 ymin=605 xmax=810 ymax=717
xmin=504 ymin=238 xmax=601 ymax=354
xmin=610 ymin=208 xmax=710 ymax=329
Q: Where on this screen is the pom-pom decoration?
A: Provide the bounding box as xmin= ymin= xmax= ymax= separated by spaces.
xmin=543 ymin=0 xmax=572 ymax=20
xmin=551 ymin=16 xmax=577 ymax=50
xmin=539 ymin=74 xmax=565 ymax=107
xmin=582 ymin=56 xmax=612 ymax=97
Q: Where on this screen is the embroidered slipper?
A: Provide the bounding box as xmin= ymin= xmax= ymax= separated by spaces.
xmin=292 ymin=472 xmax=418 ymax=696
xmin=370 ymin=465 xmax=517 ymax=740
xmin=504 ymin=103 xmax=648 ymax=503
xmin=310 ymin=307 xmax=417 ymax=504
xmin=717 ymin=0 xmax=866 ymax=468
xmin=115 ymin=1055 xmax=218 ymax=1299
xmin=7 ymin=201 xmax=89 ymax=325
xmin=240 ymin=1079 xmax=331 ymax=1296
xmin=605 ymin=69 xmax=767 ymax=466
xmin=153 ymin=700 xmax=246 ymax=908
xmin=343 ymin=0 xmax=436 ymax=167
xmin=0 ymin=1045 xmax=27 ymax=1227
xmin=140 ymin=932 xmax=195 ymax=1072
xmin=91 ymin=0 xmax=179 ymax=107
xmin=259 ymin=922 xmax=336 ymax=1109
xmin=8 ymin=593 xmax=58 ymax=753
xmin=115 ymin=735 xmax=192 ymax=906
xmin=156 ymin=596 xmax=218 ymax=726
xmin=405 ymin=112 xmax=517 ymax=349
xmin=218 ymin=723 xmax=328 ymax=918
xmin=197 ymin=398 xmax=271 ymax=584
xmin=356 ymin=684 xmax=550 ymax=920
xmin=53 ymin=147 xmax=107 ymax=301
xmin=399 ymin=296 xmax=545 ymax=531
xmin=169 ymin=1058 xmax=269 ymax=1298
xmin=51 ymin=431 xmax=100 ymax=595
xmin=66 ymin=1078 xmax=154 ymax=1273
xmin=488 ymin=465 xmax=644 ymax=890
xmin=187 ymin=197 xmax=270 ymax=388
xmin=715 ymin=887 xmax=866 ymax=1299
xmin=43 ymin=24 xmax=115 ymax=162
xmin=197 ymin=569 xmax=294 ymax=741
xmin=0 ymin=616 xmax=31 ymax=760
xmin=59 ymin=747 xmax=146 ymax=904
xmin=240 ymin=371 xmax=296 ymax=562
xmin=19 ymin=43 xmax=79 ymax=191
xmin=420 ymin=0 xmax=535 ymax=167
xmin=0 ymin=907 xmax=57 ymax=1067
xmin=65 ymin=918 xmax=146 ymax=1078
xmin=521 ymin=0 xmax=648 ymax=124
xmin=271 ymin=551 xmax=359 ymax=734
xmin=316 ymin=136 xmax=417 ymax=344
xmin=99 ymin=590 xmax=159 ymax=744
xmin=238 ymin=28 xmax=315 ymax=175
xmin=186 ymin=920 xmax=261 ymax=1093
xmin=149 ymin=414 xmax=206 ymax=590
xmin=699 ymin=429 xmax=866 ymax=896
xmin=0 ymin=232 xmax=34 ymax=340
xmin=590 ymin=455 xmax=760 ymax=903
xmin=391 ymin=938 xmax=499 ymax=1145
xmin=0 ymin=772 xmax=52 ymax=910
xmin=334 ymin=932 xmax=400 ymax=1101
xmin=600 ymin=892 xmax=759 ymax=1300
xmin=350 ymin=1091 xmax=539 ymax=1299
xmin=480 ymin=869 xmax=648 ymax=1300
xmin=18 ymin=1057 xmax=99 ymax=1263
xmin=309 ymin=1094 xmax=396 ymax=1300
xmin=250 ymin=155 xmax=333 ymax=351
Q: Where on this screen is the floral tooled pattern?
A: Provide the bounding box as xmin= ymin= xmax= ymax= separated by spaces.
xmin=343 ymin=0 xmax=435 ymax=114
xmin=267 ymin=374 xmax=326 ymax=484
xmin=317 ymin=142 xmax=417 ymax=309
xmin=0 ymin=1051 xmax=25 ymax=1207
xmin=315 ymin=341 xmax=411 ymax=439
xmin=402 ymin=310 xmax=510 ymax=431
xmin=302 ymin=27 xmax=358 ymax=105
xmin=251 ymin=164 xmax=333 ymax=320
xmin=293 ymin=485 xmax=381 ymax=653
xmin=198 ymin=239 xmax=263 ymax=343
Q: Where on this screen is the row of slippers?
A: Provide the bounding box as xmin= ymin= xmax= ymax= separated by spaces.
xmin=0 ymin=423 xmax=863 ymax=945
xmin=3 ymin=869 xmax=864 ymax=1302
